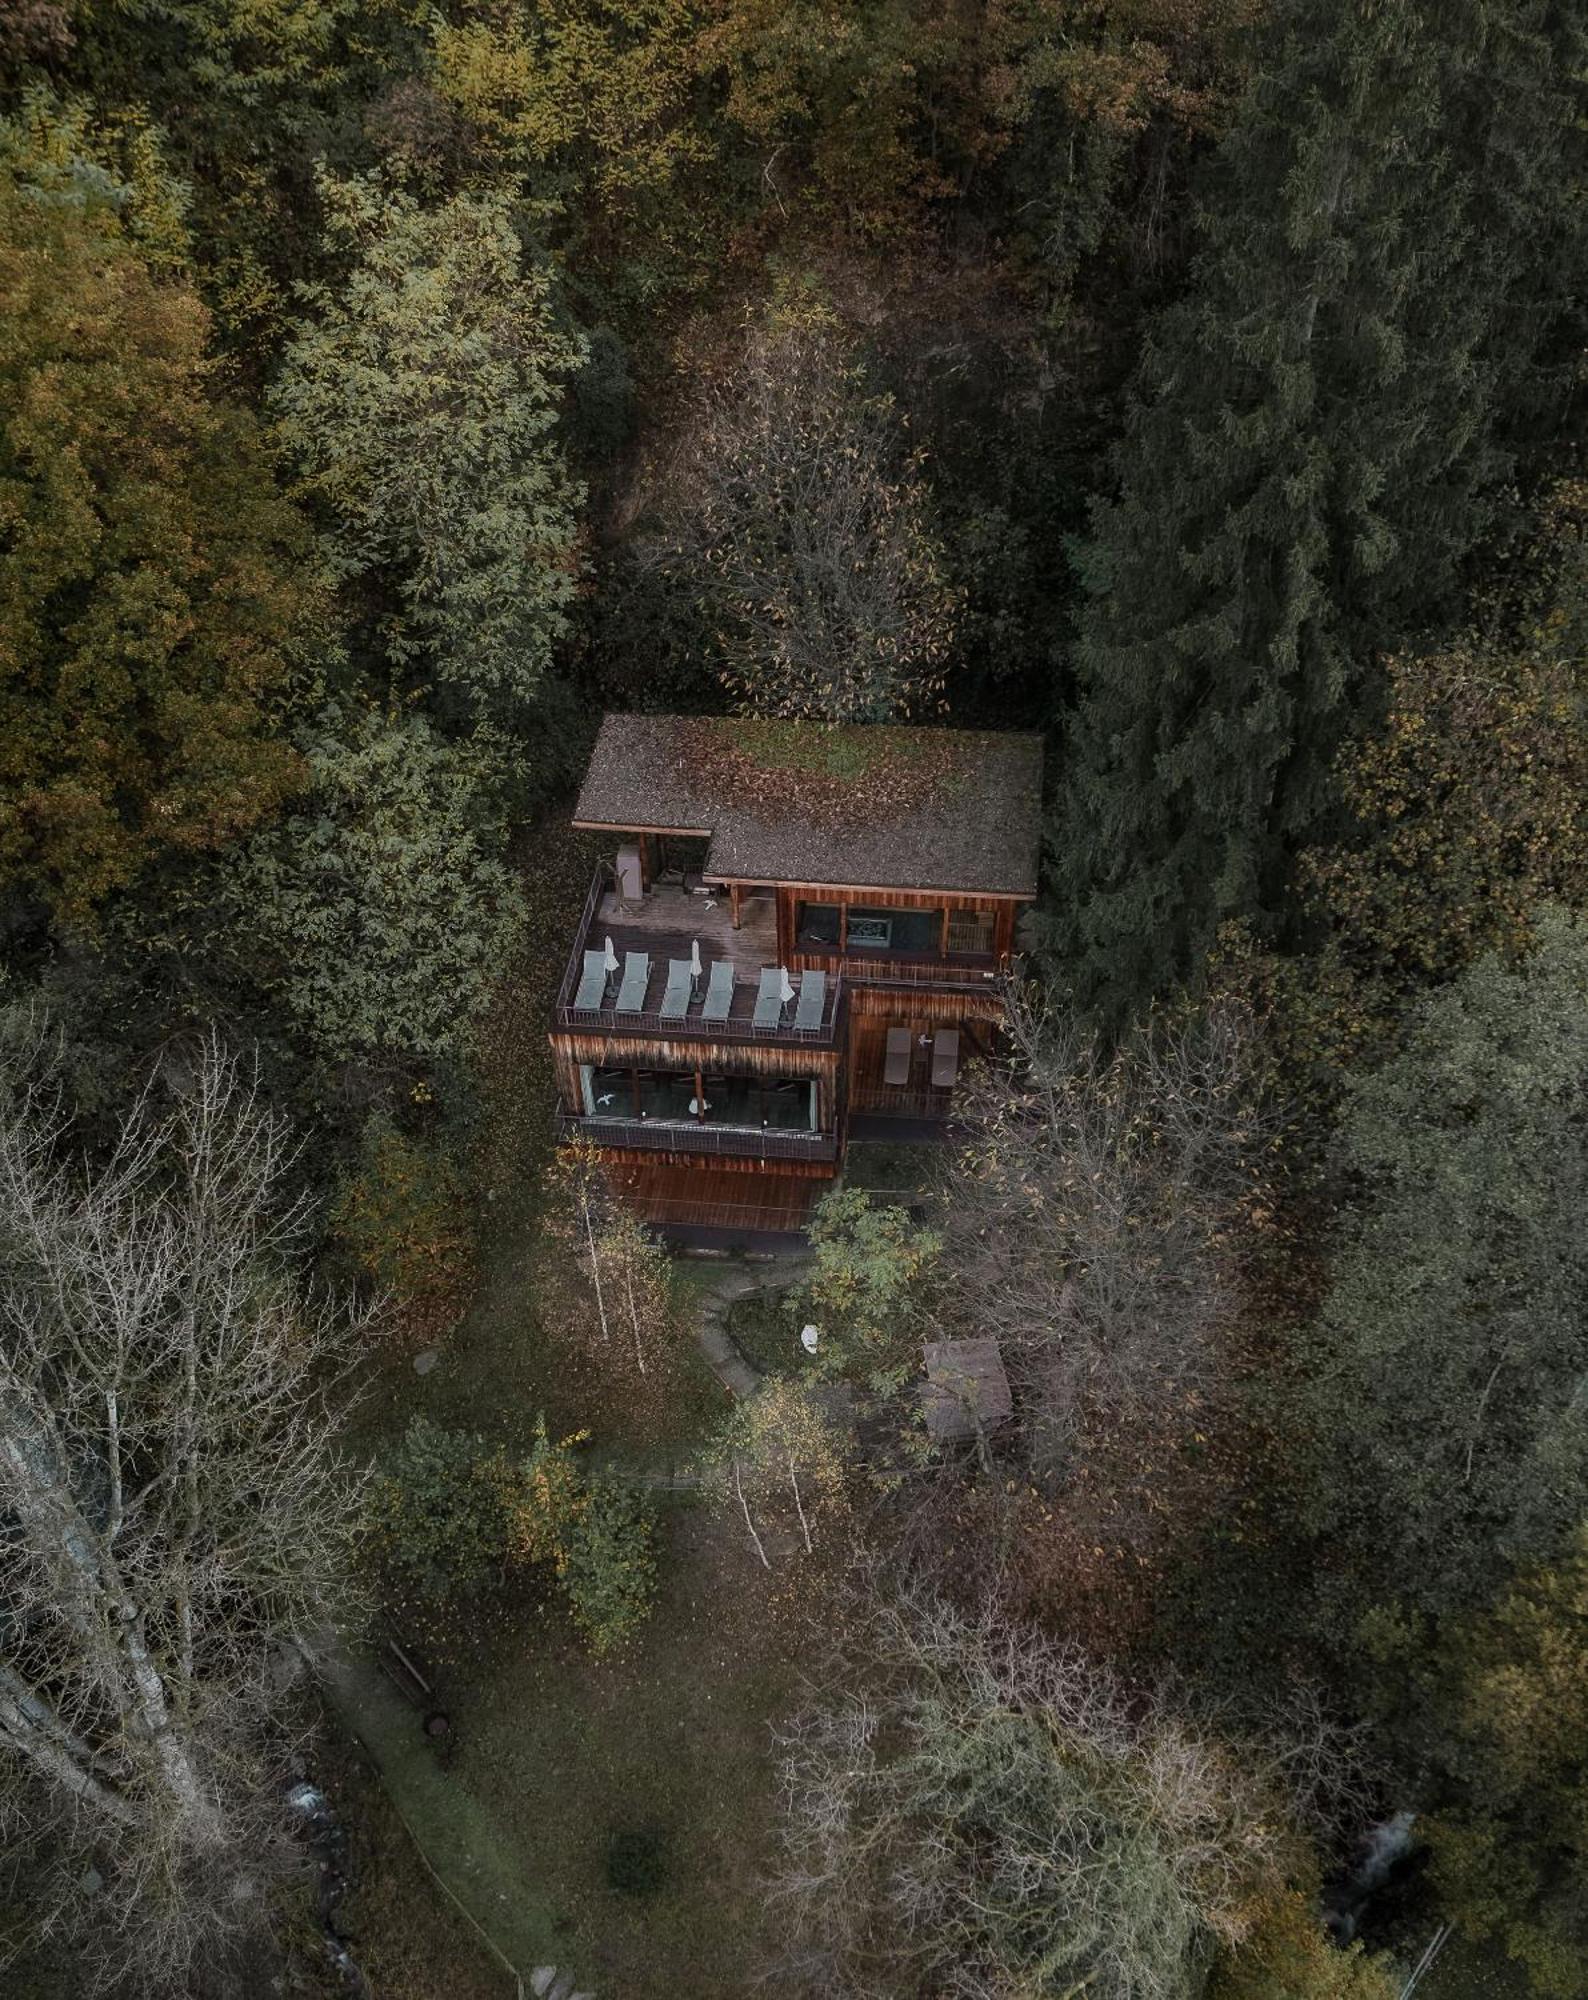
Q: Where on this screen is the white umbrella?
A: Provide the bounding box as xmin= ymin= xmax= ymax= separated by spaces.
xmin=779 ymin=967 xmax=796 ymax=1007
xmin=603 ymin=935 xmax=619 ymax=977
xmin=690 ymin=938 xmax=702 ymax=980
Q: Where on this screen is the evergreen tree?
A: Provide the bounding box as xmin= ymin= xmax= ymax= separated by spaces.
xmin=230 ymin=707 xmax=526 ymax=1066
xmin=1049 ymin=0 xmax=1586 ymax=1017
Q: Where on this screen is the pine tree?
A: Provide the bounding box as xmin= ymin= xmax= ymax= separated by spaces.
xmin=1049 ymin=0 xmax=1586 ymax=1017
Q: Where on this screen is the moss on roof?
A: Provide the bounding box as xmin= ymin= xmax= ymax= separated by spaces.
xmin=572 ymin=714 xmax=1044 ymax=897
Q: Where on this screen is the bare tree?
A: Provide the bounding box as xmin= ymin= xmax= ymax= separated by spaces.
xmin=542 ymin=1141 xmax=675 ymax=1382
xmin=942 ymin=990 xmax=1271 ymax=1466
xmin=769 ymin=1574 xmax=1362 ymax=2000
xmin=0 ymin=1027 xmax=375 ymax=1993
xmin=702 ymin=1378 xmax=851 ymax=1568
xmin=648 ymin=294 xmax=958 ymax=723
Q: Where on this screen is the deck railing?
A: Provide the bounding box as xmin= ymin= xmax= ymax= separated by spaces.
xmin=554 ymin=866 xmax=844 ymax=1045
xmin=556 ymin=1109 xmax=838 ymax=1164
xmin=826 ymin=953 xmax=1004 ymax=990
xmin=849 ymin=1082 xmax=955 ymax=1119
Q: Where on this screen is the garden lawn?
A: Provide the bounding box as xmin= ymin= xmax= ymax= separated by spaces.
xmin=446 ymin=1505 xmax=804 ymax=1998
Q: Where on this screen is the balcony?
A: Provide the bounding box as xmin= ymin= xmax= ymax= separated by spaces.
xmin=556 ymin=1109 xmax=838 ymax=1165
xmin=554 ymin=867 xmax=844 ymax=1046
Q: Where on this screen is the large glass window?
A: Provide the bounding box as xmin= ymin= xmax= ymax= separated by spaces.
xmin=704 ymin=1075 xmax=817 ymax=1131
xmin=581 ymin=1065 xmax=816 ymax=1130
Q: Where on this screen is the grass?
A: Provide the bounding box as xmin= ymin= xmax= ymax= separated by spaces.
xmin=724 ymin=1280 xmax=808 ymax=1377
xmin=339 ymin=808 xmax=806 ymax=1998
xmin=316 ymin=1701 xmax=528 ymax=2000
xmin=450 ymin=1506 xmax=805 ymax=1998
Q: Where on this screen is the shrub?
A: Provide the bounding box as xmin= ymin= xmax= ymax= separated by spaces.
xmin=558 ymin=1477 xmax=657 ymax=1656
xmin=806 ymin=1184 xmax=940 ymax=1391
xmin=605 ymin=1827 xmax=670 ymax=1898
xmin=369 ymin=1416 xmax=524 ymax=1602
xmin=333 ymin=1114 xmax=475 ymax=1342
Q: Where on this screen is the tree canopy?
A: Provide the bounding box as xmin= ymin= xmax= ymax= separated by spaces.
xmin=273 ymin=176 xmax=586 ymax=714
xmin=0 ymin=158 xmax=318 ymax=921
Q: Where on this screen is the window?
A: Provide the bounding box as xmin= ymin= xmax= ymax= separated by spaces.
xmin=797 ymin=901 xmax=842 ymax=947
xmin=704 ymin=1075 xmax=817 ymax=1131
xmin=849 ymin=905 xmax=940 ymax=954
xmin=945 ymin=909 xmax=996 ymax=956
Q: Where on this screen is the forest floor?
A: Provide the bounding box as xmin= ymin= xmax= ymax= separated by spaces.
xmin=333 ymin=811 xmax=817 ymax=1997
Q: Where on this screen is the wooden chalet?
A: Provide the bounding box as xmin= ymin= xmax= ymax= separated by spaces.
xmin=548 ymin=715 xmax=1044 ymax=1236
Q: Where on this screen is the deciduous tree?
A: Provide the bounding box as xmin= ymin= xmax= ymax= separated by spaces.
xmin=0 ymin=153 xmax=315 ymax=921
xmin=704 ymin=1377 xmax=850 ymax=1569
xmin=0 ymin=1029 xmax=373 ymax=1992
xmin=1420 ymin=1530 xmax=1588 ymax=1999
xmin=770 ymin=1575 xmax=1370 ymax=2000
xmin=273 ymin=176 xmax=586 ymax=712
xmin=1297 ymin=909 xmax=1588 ymax=1623
xmin=943 ymin=990 xmax=1269 ymax=1467
xmin=650 ymin=291 xmax=957 ymax=723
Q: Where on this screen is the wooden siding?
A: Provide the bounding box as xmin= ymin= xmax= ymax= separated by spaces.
xmin=605 ymin=1162 xmax=825 ymax=1233
xmin=845 ymin=984 xmax=1003 ymax=1027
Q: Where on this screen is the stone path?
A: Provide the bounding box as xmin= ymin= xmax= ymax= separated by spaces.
xmin=692 ymin=1252 xmax=812 ymax=1400
xmin=531 ymin=1967 xmax=595 ymax=2000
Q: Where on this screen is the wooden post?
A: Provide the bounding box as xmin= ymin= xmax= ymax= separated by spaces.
xmin=730 ymin=882 xmax=743 ymax=931
xmin=637 ymin=833 xmax=652 ymax=892
xmin=940 ymin=905 xmax=953 ymax=959
xmin=694 ymin=1065 xmax=705 ymax=1119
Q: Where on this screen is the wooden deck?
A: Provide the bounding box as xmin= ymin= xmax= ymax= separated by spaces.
xmin=558 ymin=871 xmax=842 ymax=1043
xmin=593 ymin=879 xmax=775 ymax=978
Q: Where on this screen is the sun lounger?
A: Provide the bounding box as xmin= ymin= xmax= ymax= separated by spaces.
xmin=884 ymin=1027 xmax=912 ymax=1086
xmin=700 ymin=960 xmax=736 ymax=1024
xmin=931 ymin=1026 xmax=960 ymax=1087
xmin=753 ymin=966 xmax=784 ymax=1030
xmin=615 ymin=951 xmax=650 ymax=1014
xmin=660 ymin=958 xmax=692 ymax=1021
xmin=702 ymin=960 xmax=735 ymax=1023
xmin=793 ymin=968 xmax=827 ymax=1031
xmin=574 ymin=950 xmax=608 ymax=1010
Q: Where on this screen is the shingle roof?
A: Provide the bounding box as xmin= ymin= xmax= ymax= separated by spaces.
xmin=571 ymin=715 xmax=1044 ymax=898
